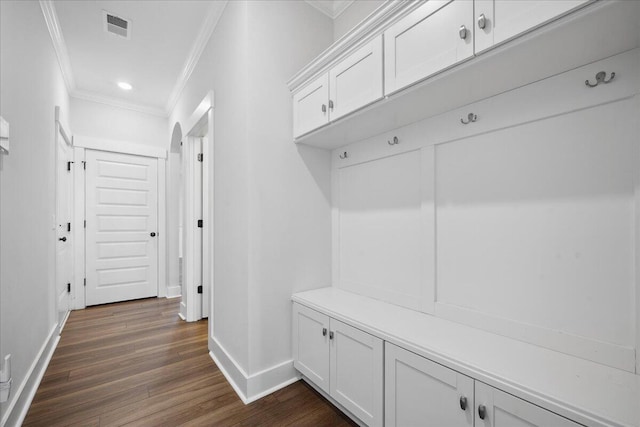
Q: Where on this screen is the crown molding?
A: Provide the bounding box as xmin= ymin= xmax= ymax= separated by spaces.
xmin=71 ymin=89 xmax=167 ymax=117
xmin=165 ymin=0 xmax=228 ymax=117
xmin=40 ymin=0 xmax=76 ymax=92
xmin=305 ymin=0 xmax=355 ymax=19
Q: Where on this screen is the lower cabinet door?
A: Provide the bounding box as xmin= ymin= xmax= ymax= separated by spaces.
xmin=330 ymin=319 xmax=384 ymax=427
xmin=474 ymin=381 xmax=580 ymax=427
xmin=385 ymin=342 xmax=474 ymax=427
xmin=292 ymin=303 xmax=330 ymax=393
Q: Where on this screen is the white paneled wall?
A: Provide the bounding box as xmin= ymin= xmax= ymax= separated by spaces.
xmin=332 ymin=49 xmax=639 ymax=372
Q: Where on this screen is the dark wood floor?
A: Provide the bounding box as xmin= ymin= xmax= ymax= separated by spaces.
xmin=24 ymin=298 xmax=356 ymax=426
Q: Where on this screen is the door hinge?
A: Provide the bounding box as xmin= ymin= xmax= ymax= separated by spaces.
xmin=67 ymin=161 xmax=74 ymax=171
xmin=197 ymin=219 xmax=203 ymax=228
xmin=84 ymin=220 xmax=86 ymax=228
xmin=67 ymin=283 xmax=71 ymax=293
xmin=197 ymin=285 xmax=203 ymax=294
xmin=67 ymin=222 xmax=71 ymax=232
xmin=84 ymin=278 xmax=86 ymax=287
xmin=197 ymin=153 xmax=203 ymax=162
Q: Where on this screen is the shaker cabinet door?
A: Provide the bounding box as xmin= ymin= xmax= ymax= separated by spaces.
xmin=384 ymin=0 xmax=474 ymax=95
xmin=293 ymin=73 xmax=329 ymax=138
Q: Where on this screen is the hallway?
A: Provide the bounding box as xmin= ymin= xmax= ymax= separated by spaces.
xmin=23 ymin=299 xmax=355 ymax=426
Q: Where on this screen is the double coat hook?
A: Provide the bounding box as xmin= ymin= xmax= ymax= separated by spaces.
xmin=460 ymin=113 xmax=477 ymax=125
xmin=585 ymin=71 xmax=615 ymax=87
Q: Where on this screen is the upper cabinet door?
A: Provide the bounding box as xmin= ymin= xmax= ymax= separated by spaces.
xmin=384 ymin=0 xmax=474 ymax=95
xmin=385 ymin=342 xmax=474 ymax=427
xmin=329 ymin=36 xmax=384 ymax=121
xmin=293 ymin=73 xmax=329 ymax=138
xmin=330 ymin=319 xmax=384 ymax=427
xmin=474 ymin=381 xmax=580 ymax=427
xmin=475 ymin=0 xmax=590 ymax=53
xmin=292 ymin=303 xmax=331 ymax=394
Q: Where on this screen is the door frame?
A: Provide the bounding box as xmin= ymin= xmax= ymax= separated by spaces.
xmin=54 ymin=106 xmax=73 ymax=332
xmin=72 ymin=137 xmax=167 ymax=309
xmin=181 ymin=91 xmax=214 ymax=322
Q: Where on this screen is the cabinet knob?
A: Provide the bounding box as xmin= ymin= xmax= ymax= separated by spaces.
xmin=478 ymin=404 xmax=487 ymax=420
xmin=477 ymin=13 xmax=487 ymax=30
xmin=322 ymin=327 xmax=327 ymax=336
xmin=459 ymin=25 xmax=468 ymax=40
xmin=329 ymin=331 xmax=334 ymax=340
xmin=459 ymin=396 xmax=467 ymax=411
xmin=321 ymin=104 xmax=327 ymax=113
xmin=58 ymin=236 xmax=67 ymax=242
xmin=328 ymin=100 xmax=334 ymax=110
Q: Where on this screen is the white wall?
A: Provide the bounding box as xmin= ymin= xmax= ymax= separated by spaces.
xmin=70 ymin=97 xmax=168 ymax=148
xmin=168 ymin=0 xmax=333 ymax=400
xmin=334 ymin=0 xmax=385 ymax=41
xmin=0 ymin=1 xmax=70 ymax=424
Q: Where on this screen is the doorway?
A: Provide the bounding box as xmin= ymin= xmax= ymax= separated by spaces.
xmin=179 ymin=92 xmax=214 ymax=322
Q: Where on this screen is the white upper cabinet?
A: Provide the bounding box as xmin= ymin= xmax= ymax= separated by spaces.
xmin=329 ymin=36 xmax=384 ymax=121
xmin=292 ymin=73 xmax=330 ymax=138
xmin=474 ymin=382 xmax=580 ymax=427
xmin=384 ymin=0 xmax=474 ymax=95
xmin=474 ymin=0 xmax=590 ymax=53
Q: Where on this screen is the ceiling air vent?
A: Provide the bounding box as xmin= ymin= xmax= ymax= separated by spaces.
xmin=102 ymin=10 xmax=131 ymax=39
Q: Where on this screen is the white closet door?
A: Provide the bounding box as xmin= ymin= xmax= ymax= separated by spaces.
xmin=85 ymin=150 xmax=158 ymax=306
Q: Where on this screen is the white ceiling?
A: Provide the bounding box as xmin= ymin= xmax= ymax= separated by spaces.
xmin=46 ymin=0 xmax=353 ymax=117
xmin=50 ymin=0 xmax=222 ymax=116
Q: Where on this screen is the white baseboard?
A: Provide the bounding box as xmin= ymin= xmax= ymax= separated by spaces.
xmin=166 ymin=285 xmax=181 ymax=299
xmin=1 ymin=326 xmax=60 ymax=427
xmin=209 ymin=336 xmax=299 ymax=404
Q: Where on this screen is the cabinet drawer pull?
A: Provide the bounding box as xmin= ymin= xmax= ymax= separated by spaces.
xmin=329 ymin=331 xmax=334 ymax=340
xmin=477 ymin=13 xmax=487 ymax=30
xmin=328 ymin=100 xmax=334 ymax=110
xmin=459 ymin=25 xmax=468 ymax=40
xmin=478 ymin=404 xmax=487 ymax=420
xmin=322 ymin=328 xmax=327 ymax=336
xmin=459 ymin=396 xmax=467 ymax=411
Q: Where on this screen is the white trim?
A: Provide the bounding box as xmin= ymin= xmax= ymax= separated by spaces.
xmin=39 ymin=0 xmax=75 ymax=92
xmin=304 ymin=0 xmax=355 ymax=19
xmin=166 ymin=285 xmax=181 ymax=298
xmin=72 ymin=147 xmax=86 ymax=309
xmin=166 ymin=3 xmax=227 ymax=116
xmin=74 ymin=135 xmax=167 ymax=159
xmin=71 ymin=90 xmax=167 ymax=118
xmin=209 ymin=338 xmax=299 ymax=404
xmin=158 ymin=159 xmax=167 ymax=298
xmin=1 ymin=327 xmax=60 ymax=427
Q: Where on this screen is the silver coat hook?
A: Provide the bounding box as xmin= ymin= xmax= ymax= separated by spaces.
xmin=585 ymin=71 xmax=615 ymax=87
xmin=460 ymin=113 xmax=477 ymax=125
xmin=339 ymin=151 xmax=348 ymax=159
xmin=387 ymin=136 xmax=399 ymax=146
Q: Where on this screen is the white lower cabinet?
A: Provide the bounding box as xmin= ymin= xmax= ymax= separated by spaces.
xmin=386 ymin=342 xmax=580 ymax=427
xmin=385 ymin=342 xmax=474 ymax=427
xmin=292 ymin=303 xmax=384 ymax=426
xmin=474 ymin=382 xmax=580 ymax=427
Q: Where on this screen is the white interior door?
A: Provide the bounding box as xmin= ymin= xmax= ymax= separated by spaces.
xmin=85 ymin=150 xmax=158 ymax=306
xmin=55 ymin=129 xmax=73 ymax=329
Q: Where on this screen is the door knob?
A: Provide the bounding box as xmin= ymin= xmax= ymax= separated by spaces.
xmin=150 ymin=232 xmax=156 ymax=237
xmin=58 ymin=236 xmax=67 ymax=242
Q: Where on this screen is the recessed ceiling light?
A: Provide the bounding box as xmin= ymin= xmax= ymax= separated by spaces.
xmin=117 ymin=82 xmax=132 ymax=91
